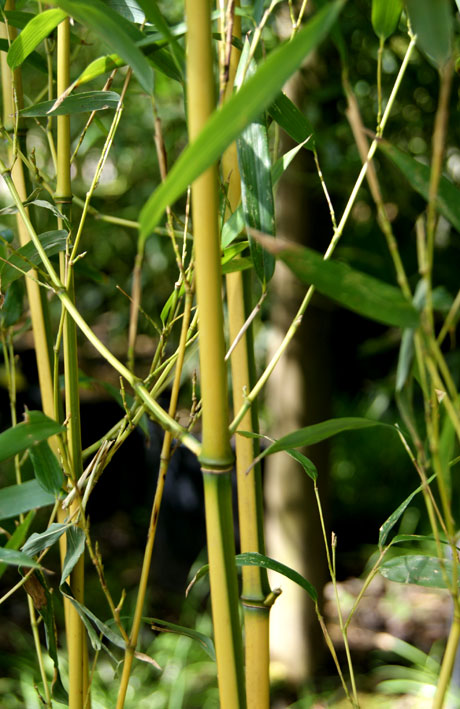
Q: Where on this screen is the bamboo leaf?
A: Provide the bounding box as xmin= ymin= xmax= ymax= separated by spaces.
xmin=105 ymin=0 xmax=144 ymax=23
xmin=285 ymin=449 xmax=318 ymax=481
xmin=379 ymin=474 xmax=436 ymax=549
xmin=380 ymin=554 xmax=456 ymax=589
xmin=139 ymin=0 xmax=345 ymax=241
xmin=145 ymin=617 xmax=215 ymax=660
xmin=54 ymin=0 xmax=154 ymax=94
xmin=0 ymin=480 xmax=55 ymax=521
xmin=252 ymin=233 xmax=419 ymax=328
xmin=405 ymin=0 xmax=453 ymax=68
xmin=0 ymin=39 xmax=47 ymax=73
xmin=29 ymin=441 xmax=64 ymax=496
xmin=60 ymin=527 xmax=85 ymax=584
xmin=20 ymin=91 xmax=121 ymax=117
xmin=237 ymin=112 xmax=276 ymax=287
xmin=0 ymin=411 xmax=65 ymax=463
xmin=0 ymin=547 xmax=41 ymax=568
xmin=0 ymin=511 xmax=35 ymax=579
xmin=237 ymin=552 xmax=317 ymax=602
xmin=371 ymin=0 xmax=402 ymax=40
xmin=268 ymin=92 xmax=315 ymax=150
xmin=0 ymin=230 xmax=67 ymax=289
xmin=22 ymin=523 xmax=71 ymax=557
xmin=135 ymin=0 xmax=185 ymax=77
xmin=7 ymin=8 xmax=67 ymax=69
xmin=0 ymin=280 xmax=24 ymax=327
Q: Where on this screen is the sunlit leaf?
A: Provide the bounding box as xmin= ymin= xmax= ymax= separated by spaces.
xmin=146 ymin=617 xmax=215 ymax=660
xmin=105 ymin=0 xmax=144 ymax=23
xmin=268 ymin=92 xmax=315 ymax=150
xmin=7 ymin=8 xmax=67 ymax=69
xmin=252 ymin=233 xmax=419 ymax=328
xmin=21 ymin=91 xmax=120 ymax=116
xmin=139 ymin=0 xmax=345 ymax=241
xmin=380 ymin=554 xmax=456 ymax=589
xmin=0 ymin=230 xmax=67 ymax=289
xmin=371 ymin=0 xmax=402 ymax=40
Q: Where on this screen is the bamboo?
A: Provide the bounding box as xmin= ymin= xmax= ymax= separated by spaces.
xmin=185 ymin=1 xmax=245 ymax=706
xmin=220 ymin=4 xmax=271 ymax=706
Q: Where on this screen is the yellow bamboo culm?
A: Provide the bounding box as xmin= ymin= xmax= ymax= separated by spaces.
xmin=185 ymin=1 xmax=246 ymax=707
xmin=220 ymin=4 xmax=272 ymax=706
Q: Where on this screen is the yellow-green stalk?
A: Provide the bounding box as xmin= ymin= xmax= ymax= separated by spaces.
xmin=185 ymin=1 xmax=245 ymax=706
xmin=220 ymin=4 xmax=271 ymax=706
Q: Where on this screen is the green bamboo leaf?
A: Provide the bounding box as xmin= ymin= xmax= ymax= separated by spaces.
xmin=0 ymin=547 xmax=41 ymax=568
xmin=3 ymin=11 xmax=35 ymax=30
xmin=236 ymin=552 xmax=317 ymax=602
xmin=136 ymin=0 xmax=185 ymax=77
xmin=105 ymin=0 xmax=144 ymax=23
xmin=405 ymin=0 xmax=453 ymax=68
xmin=237 ymin=112 xmax=276 ymax=287
xmin=145 ymin=617 xmax=215 ymax=660
xmin=0 ymin=511 xmax=35 ymax=580
xmin=379 ymin=141 xmax=460 ymax=233
xmin=139 ymin=0 xmax=345 ymax=241
xmin=54 ymin=0 xmax=153 ymax=94
xmin=0 ymin=280 xmax=24 ymax=327
xmin=371 ymin=0 xmax=402 ymax=40
xmin=22 ymin=522 xmax=71 ymax=557
xmin=7 ymin=8 xmax=67 ymax=69
xmin=261 ymin=417 xmax=394 ymax=460
xmin=20 ymin=91 xmax=121 ymax=117
xmin=379 ymin=474 xmax=436 ymax=549
xmin=268 ymin=92 xmax=315 ymax=150
xmin=0 ymin=230 xmax=67 ymax=289
xmin=380 ymin=554 xmax=456 ymax=589
xmin=285 ymin=449 xmax=318 ymax=481
xmin=253 ymin=233 xmax=419 ymax=328
xmin=60 ymin=527 xmax=85 ymax=584
xmin=29 ymin=441 xmax=64 ymax=496
xmin=395 ymin=281 xmax=425 ymax=392
xmin=0 ymin=480 xmax=55 ymax=521
xmin=0 ymin=38 xmax=47 ymax=73
xmin=0 ymin=411 xmax=65 ymax=463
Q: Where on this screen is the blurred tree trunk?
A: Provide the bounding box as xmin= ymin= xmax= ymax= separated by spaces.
xmin=265 ymin=66 xmax=332 ymax=684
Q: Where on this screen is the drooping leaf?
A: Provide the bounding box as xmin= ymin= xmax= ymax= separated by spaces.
xmin=371 ymin=0 xmax=402 ymax=40
xmin=0 ymin=480 xmax=55 ymax=521
xmin=0 ymin=411 xmax=65 ymax=463
xmin=0 ymin=230 xmax=67 ymax=289
xmin=54 ymin=0 xmax=153 ymax=94
xmin=252 ymin=234 xmax=419 ymax=328
xmin=379 ymin=141 xmax=460 ymax=233
xmin=0 ymin=279 xmax=24 ymax=327
xmin=22 ymin=522 xmax=71 ymax=557
xmin=380 ymin=554 xmax=456 ymax=589
xmin=237 ymin=111 xmax=276 ymax=287
xmin=136 ymin=0 xmax=185 ymax=77
xmin=285 ymin=449 xmax=318 ymax=481
xmin=146 ymin=617 xmax=215 ymax=660
xmin=20 ymin=91 xmax=121 ymax=117
xmin=405 ymin=0 xmax=453 ymax=68
xmin=105 ymin=0 xmax=145 ymax=23
xmin=379 ymin=474 xmax=436 ymax=548
xmin=0 ymin=547 xmax=41 ymax=568
xmin=61 ymin=527 xmax=85 ymax=584
xmin=259 ymin=417 xmax=395 ymax=463
xmin=139 ymin=0 xmax=345 ymax=241
xmin=29 ymin=441 xmax=64 ymax=496
xmin=7 ymin=8 xmax=67 ymax=69
xmin=268 ymin=92 xmax=315 ymax=150
xmin=0 ymin=511 xmax=35 ymax=580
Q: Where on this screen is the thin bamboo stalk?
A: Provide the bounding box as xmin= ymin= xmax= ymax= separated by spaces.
xmin=186 ymin=1 xmax=245 ymax=706
xmin=220 ymin=4 xmax=271 ymax=706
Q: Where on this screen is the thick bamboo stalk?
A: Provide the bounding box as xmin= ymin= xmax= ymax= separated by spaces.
xmin=185 ymin=1 xmax=245 ymax=706
xmin=220 ymin=5 xmax=271 ymax=706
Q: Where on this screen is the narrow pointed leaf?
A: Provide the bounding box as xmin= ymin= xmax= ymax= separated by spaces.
xmin=0 ymin=480 xmax=55 ymax=520
xmin=21 ymin=91 xmax=121 ymax=116
xmin=146 ymin=617 xmax=215 ymax=660
xmin=380 ymin=554 xmax=456 ymax=589
xmin=7 ymin=8 xmax=67 ymax=69
xmin=285 ymin=449 xmax=318 ymax=481
xmin=136 ymin=0 xmax=185 ymax=77
xmin=0 ymin=39 xmax=47 ymax=73
xmin=61 ymin=527 xmax=85 ymax=584
xmin=29 ymin=441 xmax=64 ymax=496
xmin=371 ymin=0 xmax=402 ymax=40
xmin=253 ymin=234 xmax=419 ymax=328
xmin=379 ymin=474 xmax=436 ymax=548
xmin=54 ymin=0 xmax=153 ymax=94
xmin=0 ymin=411 xmax=65 ymax=463
xmin=0 ymin=511 xmax=35 ymax=579
xmin=106 ymin=0 xmax=144 ymax=23
xmin=0 ymin=231 xmax=67 ymax=289
xmin=268 ymin=92 xmax=315 ymax=149
xmin=139 ymin=0 xmax=345 ymax=241
xmin=22 ymin=523 xmax=71 ymax=557
xmin=0 ymin=280 xmax=24 ymax=327
xmin=236 ymin=552 xmax=317 ymax=602
xmin=379 ymin=141 xmax=460 ymax=233
xmin=0 ymin=547 xmax=41 ymax=568
xmin=405 ymin=0 xmax=453 ymax=68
